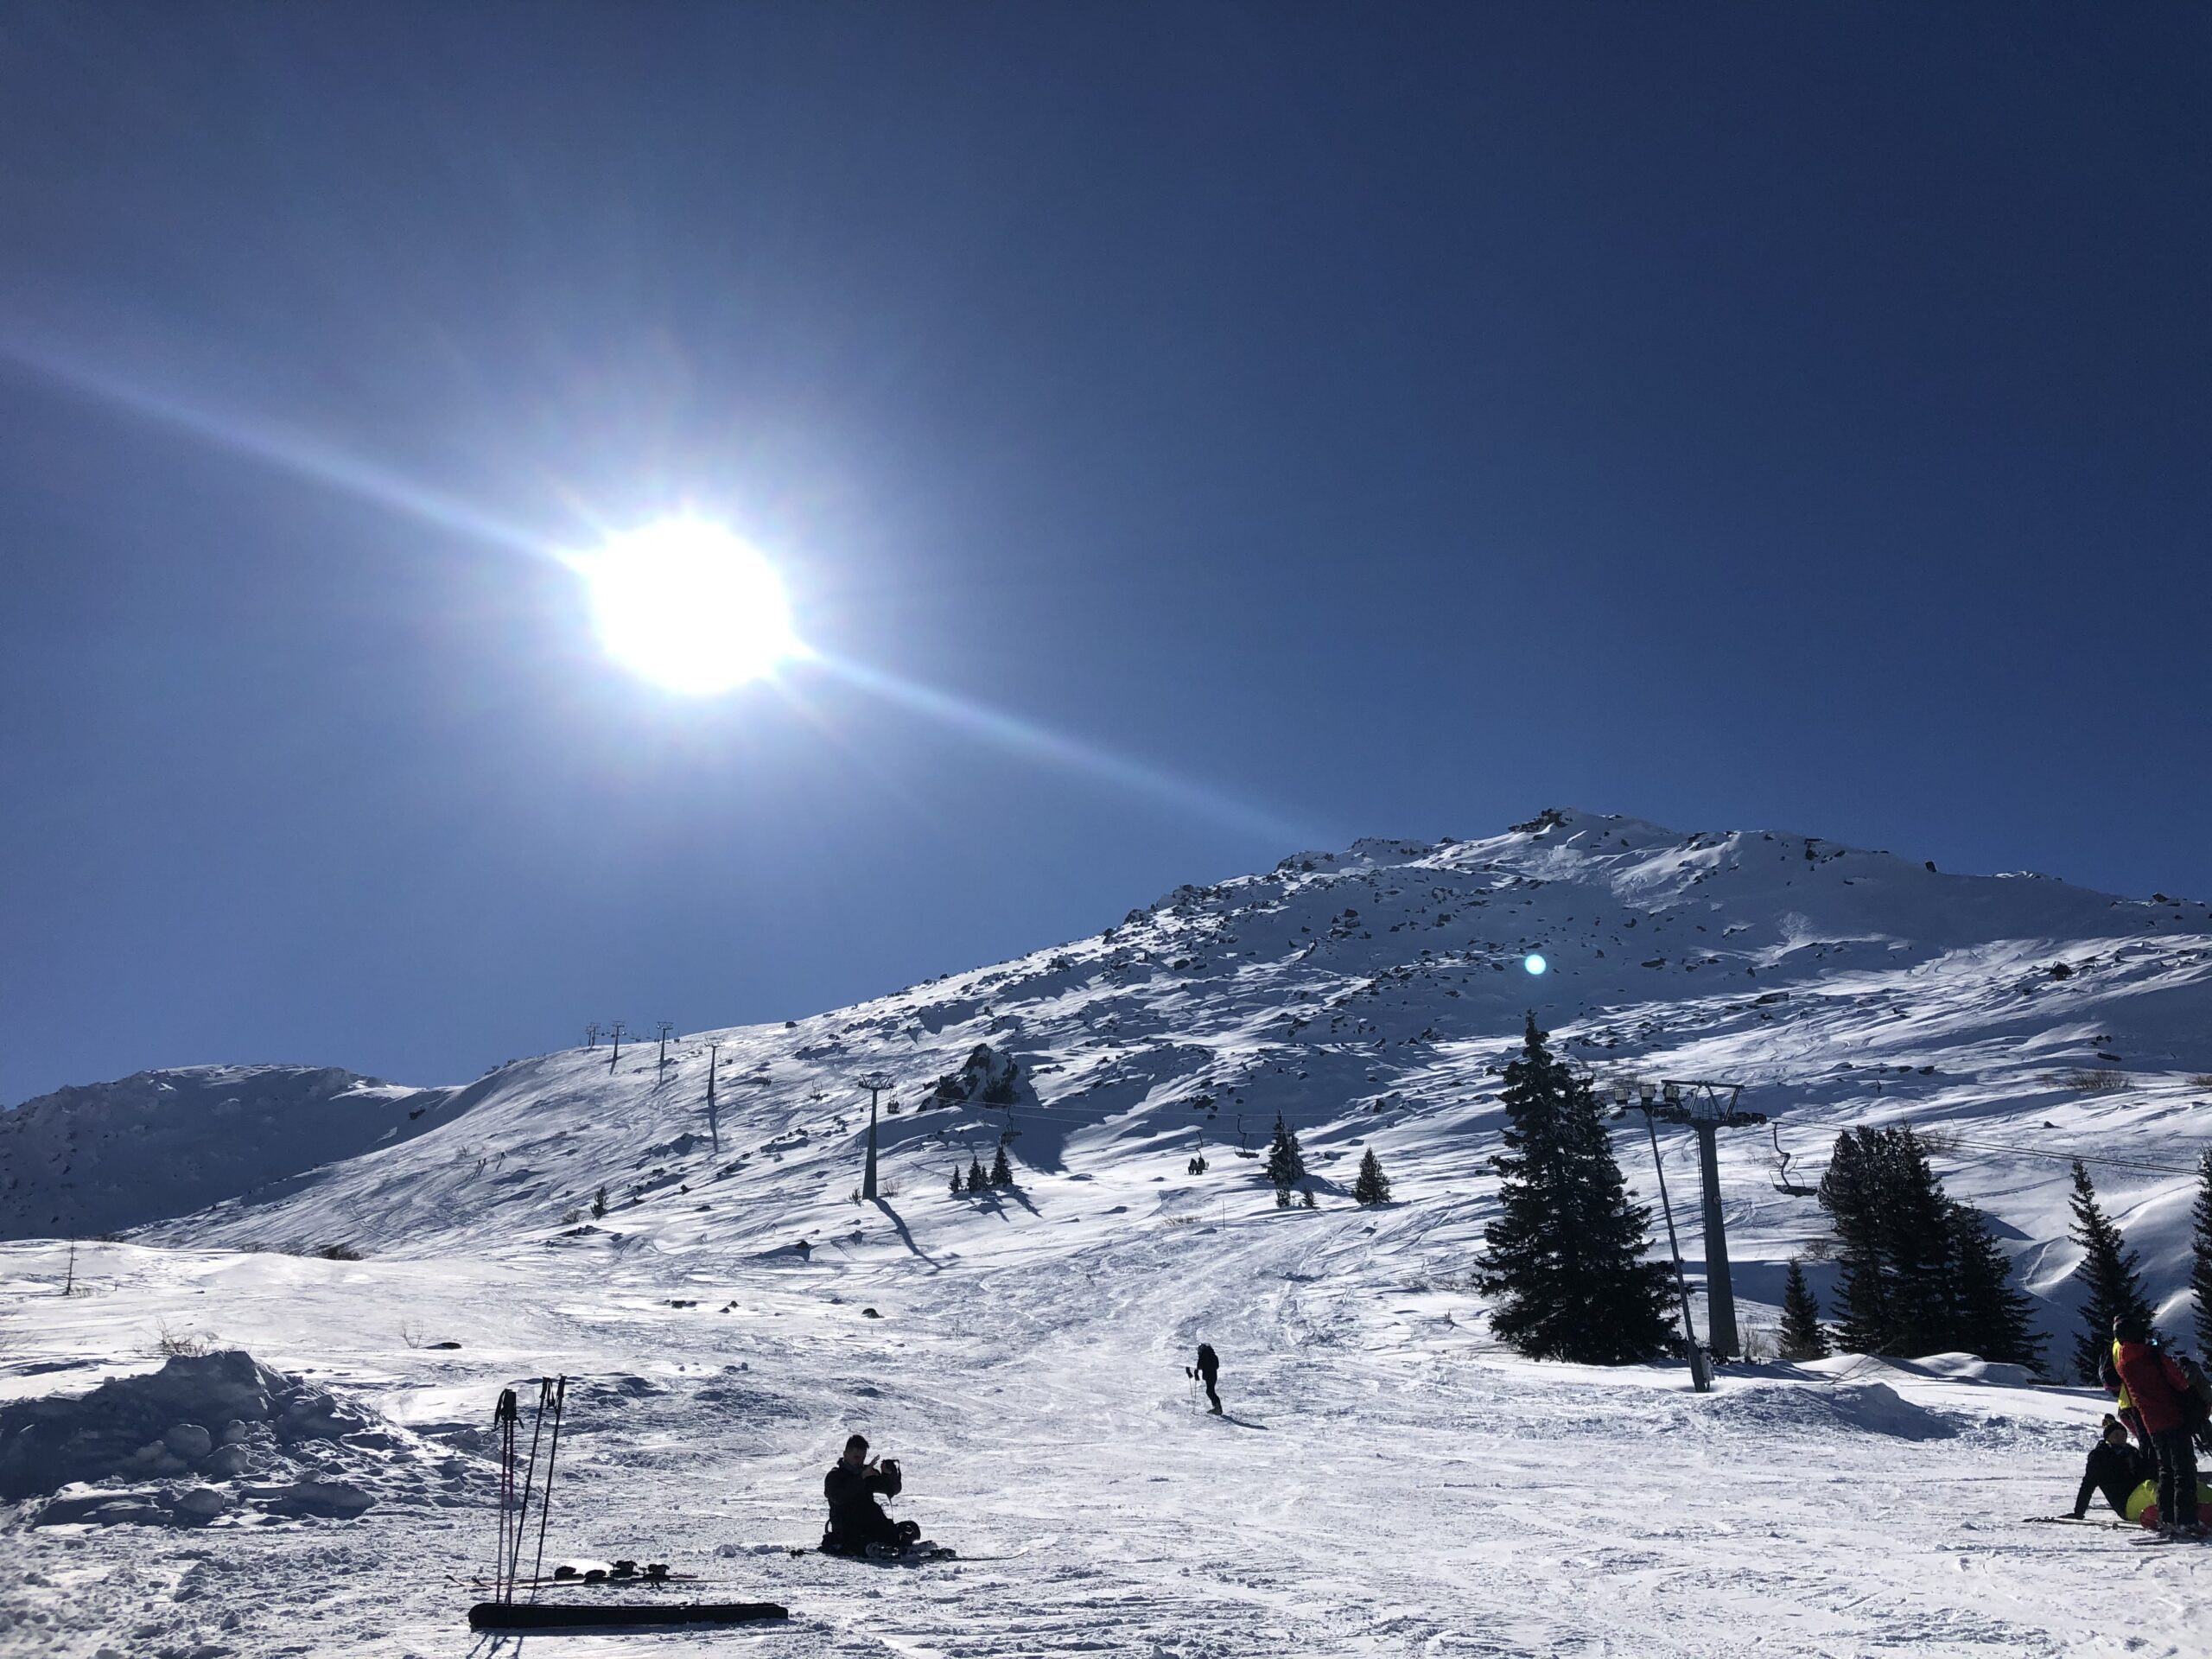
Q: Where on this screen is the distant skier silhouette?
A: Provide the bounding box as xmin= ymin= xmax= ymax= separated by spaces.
xmin=1187 ymin=1343 xmax=1222 ymax=1414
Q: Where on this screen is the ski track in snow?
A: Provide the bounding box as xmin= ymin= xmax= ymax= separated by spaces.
xmin=5 ymin=810 xmax=2212 ymax=1655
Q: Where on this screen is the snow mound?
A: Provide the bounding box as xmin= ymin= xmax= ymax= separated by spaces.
xmin=1892 ymin=1351 xmax=2041 ymax=1389
xmin=1697 ymin=1381 xmax=1958 ymax=1441
xmin=0 ymin=1350 xmax=466 ymax=1526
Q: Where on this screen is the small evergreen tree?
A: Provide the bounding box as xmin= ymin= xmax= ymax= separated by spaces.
xmin=2192 ymin=1149 xmax=2212 ymax=1360
xmin=989 ymin=1143 xmax=1013 ymax=1188
xmin=950 ymin=1167 xmax=963 ymax=1198
xmin=966 ymin=1156 xmax=988 ymax=1193
xmin=1779 ymin=1259 xmax=1829 ymax=1360
xmin=591 ymin=1185 xmax=607 ymax=1220
xmin=1265 ymin=1115 xmax=1306 ymax=1195
xmin=2068 ymin=1160 xmax=2153 ymax=1382
xmin=1352 ymin=1147 xmax=1391 ymax=1205
xmin=1474 ymin=1014 xmax=1673 ymax=1363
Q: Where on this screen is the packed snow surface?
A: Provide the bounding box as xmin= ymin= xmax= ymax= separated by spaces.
xmin=3 ymin=810 xmax=2209 ymax=1655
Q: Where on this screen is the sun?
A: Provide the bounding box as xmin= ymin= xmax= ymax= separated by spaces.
xmin=568 ymin=519 xmax=801 ymax=695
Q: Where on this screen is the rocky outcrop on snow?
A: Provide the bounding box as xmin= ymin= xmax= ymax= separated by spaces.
xmin=0 ymin=1350 xmax=467 ymax=1526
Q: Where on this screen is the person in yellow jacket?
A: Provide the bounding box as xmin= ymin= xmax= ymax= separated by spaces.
xmin=2100 ymin=1340 xmax=2150 ymax=1449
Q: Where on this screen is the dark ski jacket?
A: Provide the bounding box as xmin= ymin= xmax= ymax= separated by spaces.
xmin=823 ymin=1459 xmax=901 ymax=1552
xmin=2075 ymin=1439 xmax=2152 ymax=1518
xmin=2113 ymin=1341 xmax=2195 ymax=1436
xmin=1196 ymin=1344 xmax=1218 ymax=1378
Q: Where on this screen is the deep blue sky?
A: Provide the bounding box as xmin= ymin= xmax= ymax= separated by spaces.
xmin=2 ymin=5 xmax=2206 ymax=1103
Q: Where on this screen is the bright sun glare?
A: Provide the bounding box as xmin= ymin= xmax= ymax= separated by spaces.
xmin=569 ymin=519 xmax=800 ymax=695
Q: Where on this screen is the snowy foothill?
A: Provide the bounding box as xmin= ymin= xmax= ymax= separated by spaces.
xmin=3 ymin=810 xmax=2211 ymax=1656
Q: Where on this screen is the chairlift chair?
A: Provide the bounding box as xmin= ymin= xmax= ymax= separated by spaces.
xmin=1770 ymin=1123 xmax=1819 ymax=1198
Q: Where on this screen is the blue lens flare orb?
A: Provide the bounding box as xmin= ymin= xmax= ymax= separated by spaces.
xmin=1523 ymin=953 xmax=1548 ymax=976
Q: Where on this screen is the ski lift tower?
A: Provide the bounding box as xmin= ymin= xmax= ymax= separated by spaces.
xmin=1611 ymin=1081 xmax=1711 ymax=1392
xmin=855 ymin=1072 xmax=894 ymax=1200
xmin=1643 ymin=1077 xmax=1765 ymax=1360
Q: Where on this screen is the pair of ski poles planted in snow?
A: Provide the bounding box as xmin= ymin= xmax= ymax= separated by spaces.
xmin=493 ymin=1376 xmax=568 ymax=1603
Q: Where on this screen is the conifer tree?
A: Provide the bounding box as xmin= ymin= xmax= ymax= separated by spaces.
xmin=950 ymin=1167 xmax=963 ymax=1199
xmin=1779 ymin=1259 xmax=1829 ymax=1360
xmin=989 ymin=1143 xmax=1013 ymax=1188
xmin=1265 ymin=1115 xmax=1306 ymax=1196
xmin=1474 ymin=1014 xmax=1672 ymax=1363
xmin=591 ymin=1185 xmax=607 ymax=1220
xmin=1352 ymin=1147 xmax=1392 ymax=1205
xmin=1948 ymin=1200 xmax=2045 ymax=1370
xmin=2192 ymin=1148 xmax=2212 ymax=1360
xmin=1818 ymin=1123 xmax=2044 ymax=1367
xmin=2068 ymin=1160 xmax=2152 ymax=1382
xmin=966 ymin=1155 xmax=988 ymax=1193
xmin=1818 ymin=1125 xmax=1957 ymax=1355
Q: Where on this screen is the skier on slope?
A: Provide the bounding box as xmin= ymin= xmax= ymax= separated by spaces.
xmin=821 ymin=1434 xmax=921 ymax=1556
xmin=2070 ymin=1416 xmax=2152 ymax=1521
xmin=1187 ymin=1343 xmax=1223 ymax=1414
xmin=2110 ymin=1319 xmax=2205 ymax=1538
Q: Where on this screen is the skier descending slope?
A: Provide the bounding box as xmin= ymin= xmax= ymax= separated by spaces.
xmin=1187 ymin=1343 xmax=1223 ymax=1414
xmin=820 ymin=1435 xmax=921 ymax=1557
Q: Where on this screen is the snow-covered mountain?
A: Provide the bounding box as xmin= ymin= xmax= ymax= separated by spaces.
xmin=23 ymin=806 xmax=2208 ymax=1327
xmin=0 ymin=1065 xmax=458 ymax=1241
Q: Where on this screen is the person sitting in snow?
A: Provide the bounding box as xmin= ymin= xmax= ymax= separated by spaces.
xmin=821 ymin=1433 xmax=920 ymax=1556
xmin=2071 ymin=1416 xmax=2152 ymax=1520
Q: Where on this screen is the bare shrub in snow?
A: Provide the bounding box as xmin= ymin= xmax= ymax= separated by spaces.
xmin=154 ymin=1322 xmax=213 ymax=1358
xmin=2063 ymin=1070 xmax=2129 ymax=1094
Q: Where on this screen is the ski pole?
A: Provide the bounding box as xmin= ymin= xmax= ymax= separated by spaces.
xmin=529 ymin=1376 xmax=568 ymax=1599
xmin=508 ymin=1379 xmax=551 ymax=1600
xmin=493 ymin=1389 xmax=518 ymax=1602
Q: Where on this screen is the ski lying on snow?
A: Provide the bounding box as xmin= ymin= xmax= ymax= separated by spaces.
xmin=787 ymin=1545 xmax=1030 ymax=1564
xmin=465 ymin=1573 xmax=702 ymax=1591
xmin=2021 ymin=1516 xmax=2135 ymax=1532
xmin=468 ymin=1600 xmax=787 ymax=1630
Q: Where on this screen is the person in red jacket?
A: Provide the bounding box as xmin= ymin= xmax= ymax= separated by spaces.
xmin=2111 ymin=1318 xmax=2202 ymax=1538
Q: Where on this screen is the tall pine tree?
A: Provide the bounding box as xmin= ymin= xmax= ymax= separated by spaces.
xmin=2068 ymin=1160 xmax=2152 ymax=1382
xmin=1265 ymin=1115 xmax=1307 ymax=1195
xmin=1352 ymin=1147 xmax=1392 ymax=1205
xmin=965 ymin=1155 xmax=988 ymax=1193
xmin=1779 ymin=1259 xmax=1829 ymax=1360
xmin=1474 ymin=1015 xmax=1672 ymax=1363
xmin=1947 ymin=1201 xmax=2044 ymax=1370
xmin=989 ymin=1143 xmax=1014 ymax=1188
xmin=1819 ymin=1126 xmax=1956 ymax=1354
xmin=1817 ymin=1124 xmax=2043 ymax=1367
xmin=2193 ymin=1149 xmax=2212 ymax=1360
